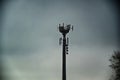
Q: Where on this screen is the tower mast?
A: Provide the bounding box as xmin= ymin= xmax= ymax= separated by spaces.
xmin=58 ymin=23 xmax=73 ymax=80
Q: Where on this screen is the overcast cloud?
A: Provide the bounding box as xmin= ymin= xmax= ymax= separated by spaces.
xmin=1 ymin=0 xmax=119 ymax=80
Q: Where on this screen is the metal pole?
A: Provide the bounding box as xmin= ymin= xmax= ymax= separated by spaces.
xmin=58 ymin=23 xmax=73 ymax=80
xmin=62 ymin=34 xmax=66 ymax=80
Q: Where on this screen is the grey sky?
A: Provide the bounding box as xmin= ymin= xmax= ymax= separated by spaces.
xmin=1 ymin=0 xmax=119 ymax=80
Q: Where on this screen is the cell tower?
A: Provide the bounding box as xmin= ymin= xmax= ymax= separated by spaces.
xmin=58 ymin=23 xmax=73 ymax=80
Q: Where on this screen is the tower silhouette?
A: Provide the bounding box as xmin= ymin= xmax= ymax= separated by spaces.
xmin=58 ymin=23 xmax=73 ymax=80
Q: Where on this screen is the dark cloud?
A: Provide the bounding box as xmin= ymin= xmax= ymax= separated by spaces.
xmin=1 ymin=0 xmax=119 ymax=80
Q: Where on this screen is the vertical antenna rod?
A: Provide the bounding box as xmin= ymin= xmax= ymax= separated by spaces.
xmin=58 ymin=23 xmax=73 ymax=80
